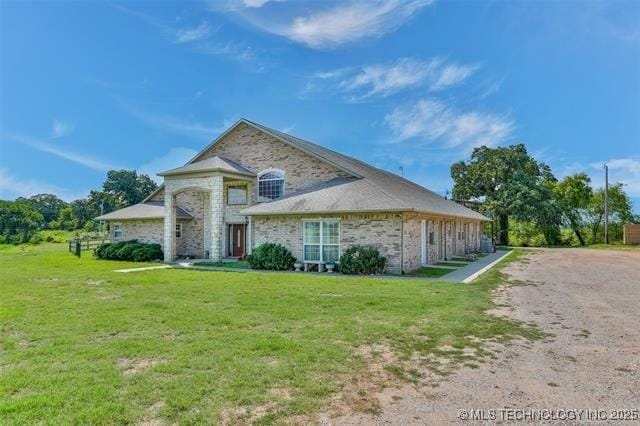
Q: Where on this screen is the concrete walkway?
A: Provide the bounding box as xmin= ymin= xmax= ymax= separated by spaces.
xmin=441 ymin=250 xmax=512 ymax=283
xmin=114 ymin=265 xmax=172 ymax=273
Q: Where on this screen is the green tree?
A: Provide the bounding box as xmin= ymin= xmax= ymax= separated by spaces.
xmin=24 ymin=194 xmax=68 ymax=225
xmin=0 ymin=200 xmax=44 ymax=243
xmin=585 ymin=183 xmax=633 ymax=243
xmin=103 ymin=170 xmax=158 ymax=207
xmin=451 ymin=144 xmax=559 ymax=245
xmin=56 ymin=207 xmax=78 ymax=230
xmin=553 ymin=173 xmax=593 ymax=246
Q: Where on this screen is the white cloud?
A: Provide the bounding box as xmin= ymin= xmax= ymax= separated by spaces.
xmin=0 ymin=169 xmax=86 ymax=201
xmin=243 ymin=0 xmax=271 ymax=7
xmin=138 ymin=147 xmax=199 ymax=183
xmin=384 ymin=98 xmax=515 ymax=151
xmin=332 ymin=57 xmax=478 ymax=99
xmin=3 ymin=132 xmax=119 ymax=172
xmin=174 ymin=22 xmax=212 ymax=44
xmin=52 ymin=120 xmax=75 ymax=138
xmin=121 ymin=103 xmax=234 ymax=140
xmin=589 ymin=158 xmax=640 ymax=197
xmin=246 ymin=0 xmax=432 ymax=49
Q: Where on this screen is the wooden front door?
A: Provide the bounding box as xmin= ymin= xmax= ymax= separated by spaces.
xmin=230 ymin=224 xmax=245 ymax=257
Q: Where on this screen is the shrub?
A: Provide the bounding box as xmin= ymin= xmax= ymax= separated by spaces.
xmin=95 ymin=240 xmax=163 ymax=262
xmin=247 ymin=243 xmax=296 ymax=270
xmin=339 ymin=245 xmax=387 ymax=275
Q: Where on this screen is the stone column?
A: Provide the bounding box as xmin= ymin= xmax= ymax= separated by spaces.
xmin=210 ymin=175 xmax=224 ymax=261
xmin=163 ymin=193 xmax=175 ymax=262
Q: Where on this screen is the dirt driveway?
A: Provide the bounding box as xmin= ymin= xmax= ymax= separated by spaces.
xmin=330 ymin=249 xmax=640 ymax=424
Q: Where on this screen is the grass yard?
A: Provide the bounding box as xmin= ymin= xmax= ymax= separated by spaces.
xmin=436 ymin=261 xmax=468 ymax=268
xmin=191 ymin=260 xmax=250 ymax=269
xmin=406 ymin=267 xmax=454 ymax=278
xmin=0 ymin=243 xmax=539 ymax=424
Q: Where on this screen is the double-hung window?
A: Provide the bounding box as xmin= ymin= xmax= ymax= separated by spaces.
xmin=303 ymin=220 xmax=340 ymax=263
xmin=113 ymin=223 xmax=122 ymax=241
xmin=175 ymin=223 xmax=182 ymax=239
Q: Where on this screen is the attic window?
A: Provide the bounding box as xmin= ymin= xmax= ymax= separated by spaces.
xmin=258 ymin=170 xmax=284 ymax=202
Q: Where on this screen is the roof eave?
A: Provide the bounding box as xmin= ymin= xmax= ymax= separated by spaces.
xmin=157 ymin=168 xmax=256 ymax=178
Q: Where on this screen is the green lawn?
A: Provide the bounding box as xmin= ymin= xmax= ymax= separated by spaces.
xmin=191 ymin=260 xmax=250 ymax=269
xmin=436 ymin=261 xmax=468 ymax=268
xmin=0 ymin=243 xmax=539 ymax=424
xmin=406 ymin=267 xmax=454 ymax=278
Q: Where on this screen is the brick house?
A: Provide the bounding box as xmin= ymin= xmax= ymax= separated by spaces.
xmin=97 ymin=119 xmax=489 ymax=274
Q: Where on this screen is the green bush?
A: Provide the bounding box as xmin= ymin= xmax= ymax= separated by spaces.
xmin=247 ymin=243 xmax=296 ymax=270
xmin=339 ymin=245 xmax=386 ymax=275
xmin=95 ymin=240 xmax=163 ymax=262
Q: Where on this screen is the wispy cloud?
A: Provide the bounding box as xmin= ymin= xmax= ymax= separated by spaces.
xmin=111 ymin=3 xmax=261 ymax=65
xmin=384 ymin=98 xmax=515 ymax=151
xmin=589 ymin=158 xmax=640 ymax=197
xmin=321 ymin=57 xmax=478 ymax=100
xmin=2 ymin=132 xmax=118 ymax=172
xmin=174 ymin=22 xmax=212 ymax=44
xmin=0 ymin=169 xmax=87 ymax=201
xmin=51 ymin=119 xmax=75 ymax=138
xmin=138 ymin=147 xmax=199 ymax=183
xmin=121 ymin=103 xmax=233 ymax=140
xmin=239 ymin=0 xmax=433 ymax=49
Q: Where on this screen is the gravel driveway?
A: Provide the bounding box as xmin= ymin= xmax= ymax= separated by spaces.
xmin=329 ymin=248 xmax=640 ymax=424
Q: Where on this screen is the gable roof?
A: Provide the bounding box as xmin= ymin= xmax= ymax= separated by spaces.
xmin=96 ymin=201 xmax=192 ymax=221
xmin=141 ymin=118 xmax=488 ymax=221
xmin=158 ymin=155 xmax=255 ymax=177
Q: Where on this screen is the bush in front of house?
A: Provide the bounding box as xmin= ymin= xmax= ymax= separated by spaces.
xmin=246 ymin=243 xmax=296 ymax=270
xmin=339 ymin=245 xmax=387 ymax=275
xmin=95 ymin=240 xmax=163 ymax=262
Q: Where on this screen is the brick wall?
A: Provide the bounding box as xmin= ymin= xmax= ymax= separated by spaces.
xmin=108 ymin=219 xmax=164 ymax=245
xmin=197 ymin=123 xmax=352 ymax=193
xmin=253 ymin=213 xmax=404 ymax=274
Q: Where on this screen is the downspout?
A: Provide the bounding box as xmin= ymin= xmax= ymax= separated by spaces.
xmin=400 ymin=213 xmax=404 ymax=275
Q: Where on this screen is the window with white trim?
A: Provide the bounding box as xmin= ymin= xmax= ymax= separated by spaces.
xmin=303 ymin=220 xmax=340 ymax=263
xmin=258 ymin=170 xmax=284 ymax=202
xmin=175 ymin=223 xmax=182 ymax=239
xmin=113 ymin=223 xmax=122 ymax=241
xmin=227 ymin=185 xmax=248 ymax=205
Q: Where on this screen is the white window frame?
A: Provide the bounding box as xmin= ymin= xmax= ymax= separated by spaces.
xmin=113 ymin=223 xmax=122 ymax=241
xmin=420 ymin=220 xmax=427 ymax=265
xmin=175 ymin=223 xmax=182 ymax=239
xmin=227 ymin=184 xmax=248 ymax=205
xmin=257 ymin=168 xmax=285 ymax=202
xmin=302 ymin=219 xmax=340 ymax=264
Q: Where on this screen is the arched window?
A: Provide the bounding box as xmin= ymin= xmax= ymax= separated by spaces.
xmin=258 ymin=169 xmax=285 ymax=202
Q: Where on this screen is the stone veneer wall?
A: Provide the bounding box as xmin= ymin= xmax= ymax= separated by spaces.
xmin=196 ymin=123 xmax=352 ymax=193
xmin=175 ymin=190 xmax=207 ymax=258
xmin=253 ymin=213 xmax=404 ymax=274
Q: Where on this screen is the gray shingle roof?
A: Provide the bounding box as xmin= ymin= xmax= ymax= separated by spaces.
xmin=96 ymin=201 xmax=192 ymax=221
xmin=239 ymin=120 xmax=489 ymax=221
xmin=158 ymin=155 xmax=255 ymax=177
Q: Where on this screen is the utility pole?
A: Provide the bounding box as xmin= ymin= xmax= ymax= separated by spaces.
xmin=399 ymin=166 xmax=404 ymax=177
xmin=604 ymin=164 xmax=609 ymax=245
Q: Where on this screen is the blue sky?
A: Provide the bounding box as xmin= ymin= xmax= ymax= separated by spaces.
xmin=1 ymin=0 xmax=639 ymax=211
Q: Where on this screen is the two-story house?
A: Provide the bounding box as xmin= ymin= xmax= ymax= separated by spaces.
xmin=96 ymin=119 xmax=489 ymax=274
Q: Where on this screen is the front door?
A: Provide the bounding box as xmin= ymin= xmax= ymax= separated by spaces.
xmin=229 ymin=224 xmax=245 ymax=257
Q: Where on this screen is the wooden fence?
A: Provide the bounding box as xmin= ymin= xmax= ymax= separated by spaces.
xmin=68 ymin=237 xmax=110 ymax=254
xmin=623 ymin=224 xmax=640 ymax=245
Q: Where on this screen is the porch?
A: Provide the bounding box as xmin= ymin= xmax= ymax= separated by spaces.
xmin=158 ymin=156 xmax=256 ymax=262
